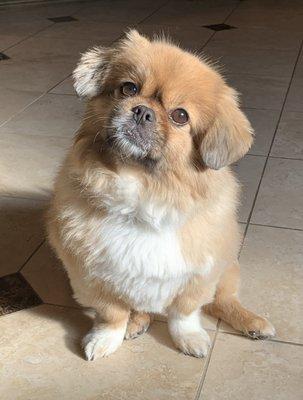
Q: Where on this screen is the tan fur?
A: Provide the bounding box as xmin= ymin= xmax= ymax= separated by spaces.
xmin=203 ymin=262 xmax=274 ymax=338
xmin=125 ymin=312 xmax=153 ymax=340
xmin=47 ymin=30 xmax=274 ymax=360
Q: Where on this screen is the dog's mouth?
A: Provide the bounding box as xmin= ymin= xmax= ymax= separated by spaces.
xmin=108 ymin=126 xmax=152 ymax=159
xmin=107 ymin=113 xmax=161 ymax=163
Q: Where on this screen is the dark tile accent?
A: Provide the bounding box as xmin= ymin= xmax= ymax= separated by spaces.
xmin=203 ymin=23 xmax=236 ymax=31
xmin=47 ymin=16 xmax=77 ymax=23
xmin=0 ymin=273 xmax=42 ymax=316
xmin=0 ymin=52 xmax=10 ymax=61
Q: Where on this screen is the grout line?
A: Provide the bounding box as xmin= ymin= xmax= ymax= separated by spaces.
xmin=238 ymin=222 xmax=249 ymax=252
xmin=48 ymin=92 xmax=76 ymax=96
xmin=194 ymin=319 xmax=220 ymax=400
xmin=218 ymin=330 xmax=303 ymax=348
xmin=270 ymin=338 xmax=303 ymax=347
xmin=245 ymin=153 xmax=266 ymax=158
xmin=136 ymin=0 xmax=171 ymax=26
xmin=0 ymin=0 xmax=94 ymax=7
xmin=2 ymin=22 xmax=55 ymax=53
xmin=245 ymin=154 xmax=303 ymax=162
xmin=198 ymin=1 xmax=242 ymax=53
xmin=199 ymin=30 xmax=217 ymax=52
xmin=18 ymin=239 xmax=45 ymax=272
xmin=249 ymin=222 xmax=303 ymax=232
xmin=0 ymin=92 xmax=45 ymax=128
xmin=267 ymin=155 xmax=303 ymax=162
xmin=46 ymin=73 xmax=73 ymax=94
xmin=247 ymin=153 xmax=268 ymax=157
xmin=0 ymin=193 xmax=49 ymax=202
xmin=242 ymin=106 xmax=280 ymax=111
xmin=242 ymin=38 xmax=303 ymax=241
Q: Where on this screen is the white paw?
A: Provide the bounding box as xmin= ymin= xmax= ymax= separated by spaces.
xmin=82 ymin=324 xmax=126 ymax=361
xmin=173 ymin=329 xmax=211 ymax=358
xmin=168 ymin=309 xmax=211 ymax=358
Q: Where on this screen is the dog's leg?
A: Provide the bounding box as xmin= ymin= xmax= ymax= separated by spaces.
xmin=57 ymin=254 xmax=130 ymax=361
xmin=203 ymin=262 xmax=275 ymax=339
xmin=125 ymin=311 xmax=153 ymax=340
xmin=167 ymin=277 xmax=214 ymax=358
xmin=81 ymin=295 xmax=130 ymax=361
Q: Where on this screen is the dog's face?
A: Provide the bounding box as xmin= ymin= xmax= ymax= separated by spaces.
xmin=74 ymin=30 xmax=253 ymax=171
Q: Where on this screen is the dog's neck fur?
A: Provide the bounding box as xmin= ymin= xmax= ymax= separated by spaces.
xmin=66 ymin=115 xmax=237 ymax=233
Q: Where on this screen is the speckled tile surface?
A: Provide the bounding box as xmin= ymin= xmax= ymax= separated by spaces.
xmin=0 ymin=273 xmax=42 ymax=316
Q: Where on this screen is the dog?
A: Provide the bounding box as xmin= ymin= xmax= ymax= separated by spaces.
xmin=47 ymin=30 xmax=275 ymax=361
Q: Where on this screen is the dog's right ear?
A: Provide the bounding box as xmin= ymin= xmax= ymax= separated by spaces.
xmin=73 ymin=47 xmax=111 ymax=98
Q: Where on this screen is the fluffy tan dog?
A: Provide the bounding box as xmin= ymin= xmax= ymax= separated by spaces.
xmin=47 ymin=30 xmax=275 ymax=361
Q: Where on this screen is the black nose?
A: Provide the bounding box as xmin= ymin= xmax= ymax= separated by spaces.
xmin=132 ymin=105 xmax=155 ymax=125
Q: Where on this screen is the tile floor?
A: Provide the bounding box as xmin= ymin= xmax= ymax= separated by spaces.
xmin=0 ymin=0 xmax=302 ymax=399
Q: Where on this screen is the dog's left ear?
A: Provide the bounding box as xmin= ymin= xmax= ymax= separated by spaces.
xmin=73 ymin=46 xmax=112 ymax=98
xmin=200 ymin=87 xmax=253 ymax=170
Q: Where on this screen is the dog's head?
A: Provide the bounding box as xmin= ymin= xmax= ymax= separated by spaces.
xmin=74 ymin=30 xmax=253 ymax=171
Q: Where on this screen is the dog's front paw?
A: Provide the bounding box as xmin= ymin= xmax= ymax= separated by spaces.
xmin=172 ymin=329 xmax=211 ymax=358
xmin=245 ymin=317 xmax=276 ymax=340
xmin=82 ymin=324 xmax=125 ymax=361
xmin=168 ymin=310 xmax=211 ymax=358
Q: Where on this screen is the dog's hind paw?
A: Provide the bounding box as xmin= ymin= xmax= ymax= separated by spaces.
xmin=245 ymin=317 xmax=276 ymax=340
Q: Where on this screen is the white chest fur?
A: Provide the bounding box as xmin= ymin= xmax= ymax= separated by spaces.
xmin=65 ymin=173 xmax=213 ymax=313
xmin=93 ymin=213 xmax=190 ymax=313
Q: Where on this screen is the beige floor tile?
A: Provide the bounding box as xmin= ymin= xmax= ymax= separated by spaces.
xmin=0 ymin=197 xmax=46 ymax=277
xmin=221 ymin=225 xmax=303 ymax=343
xmin=0 ymin=2 xmax=83 ymax=23
xmin=0 ymin=89 xmax=42 ymax=126
xmin=209 ymin=26 xmax=303 ymax=51
xmin=228 ymin=4 xmax=303 ymax=31
xmin=238 ymin=222 xmax=246 ymax=235
xmin=0 ymin=59 xmax=74 ymax=93
xmin=284 ymin=77 xmax=303 ymax=113
xmin=0 ymin=133 xmax=71 ymax=199
xmin=145 ymin=1 xmax=236 ymax=26
xmin=74 ymin=1 xmax=163 ymax=24
xmin=6 ymin=35 xmax=91 ymax=62
xmin=0 ymin=20 xmax=52 ymax=50
xmin=137 ymin=24 xmax=213 ymax=51
xmin=50 ymin=76 xmax=75 ymax=96
xmin=204 ymin=43 xmax=297 ymax=78
xmin=37 ymin=20 xmax=127 ymax=44
xmin=199 ymin=333 xmax=303 ymax=400
xmin=271 ymin=111 xmax=303 ymax=159
xmin=22 ymin=242 xmax=77 ymax=308
xmin=251 ymin=158 xmax=303 ymax=229
xmin=292 ymin=47 xmax=303 ymax=75
xmin=232 ymin=155 xmax=266 ymax=223
xmin=0 ymin=94 xmax=84 ymax=137
xmin=245 ymin=108 xmax=280 ymax=156
xmin=1 ymin=34 xmax=24 ymax=52
xmin=225 ymin=74 xmax=289 ymax=110
xmin=0 ymin=305 xmax=212 ymax=400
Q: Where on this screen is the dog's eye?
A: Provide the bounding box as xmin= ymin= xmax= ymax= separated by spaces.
xmin=170 ymin=108 xmax=189 ymax=125
xmin=120 ymin=82 xmax=138 ymax=96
